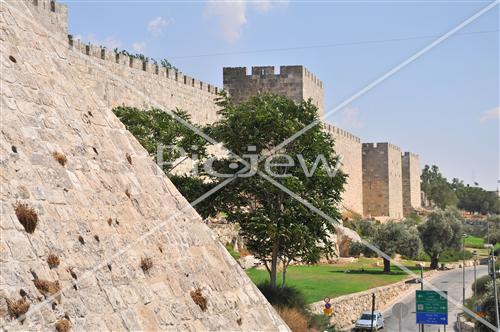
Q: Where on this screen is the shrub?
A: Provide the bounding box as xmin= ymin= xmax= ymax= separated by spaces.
xmin=190 ymin=288 xmax=207 ymax=311
xmin=33 ymin=279 xmax=60 ymax=298
xmin=126 ymin=153 xmax=132 ymax=164
xmin=225 ymin=244 xmax=240 ymax=260
xmin=52 ymin=152 xmax=67 ymax=166
xmin=140 ymin=256 xmax=153 ymax=273
xmin=6 ymin=298 xmax=30 ymax=319
xmin=14 ymin=203 xmax=38 ymax=233
xmin=471 ymin=275 xmax=493 ymax=296
xmin=257 ymin=282 xmax=307 ymax=313
xmin=47 ymin=254 xmax=60 ymax=269
xmin=274 ymin=307 xmax=309 ymax=332
xmin=348 ymin=241 xmax=377 ymax=258
xmin=55 ymin=318 xmax=71 ymax=332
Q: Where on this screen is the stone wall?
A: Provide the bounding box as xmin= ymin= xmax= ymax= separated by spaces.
xmin=362 ymin=143 xmax=403 ymax=219
xmin=310 ymin=278 xmax=415 ymax=329
xmin=402 ymin=152 xmax=421 ymax=216
xmin=324 ymin=123 xmax=363 ymax=215
xmin=223 ymin=65 xmax=324 ymax=117
xmin=0 ymin=1 xmax=287 ymax=330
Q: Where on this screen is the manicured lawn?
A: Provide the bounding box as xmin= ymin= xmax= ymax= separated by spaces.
xmin=245 ymin=258 xmax=422 ymax=304
xmin=464 ymin=236 xmax=485 ymax=248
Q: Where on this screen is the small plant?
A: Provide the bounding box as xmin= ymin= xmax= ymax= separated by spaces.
xmin=126 ymin=153 xmax=132 ymax=164
xmin=47 ymin=254 xmax=60 ymax=269
xmin=140 ymin=256 xmax=153 ymax=273
xmin=52 ymin=151 xmax=67 ymax=166
xmin=107 ymin=218 xmax=112 ymax=226
xmin=33 ymin=279 xmax=60 ymax=298
xmin=190 ymin=288 xmax=207 ymax=311
xmin=6 ymin=298 xmax=30 ymax=319
xmin=14 ymin=203 xmax=38 ymax=233
xmin=78 ymin=236 xmax=84 ymax=245
xmin=55 ymin=318 xmax=71 ymax=332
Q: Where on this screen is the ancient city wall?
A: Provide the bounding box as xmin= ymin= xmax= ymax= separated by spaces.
xmin=223 ymin=66 xmax=324 ymax=117
xmin=402 ymin=152 xmax=422 ymax=216
xmin=324 ymin=123 xmax=363 ymax=215
xmin=0 ymin=1 xmax=287 ymax=330
xmin=362 ymin=143 xmax=403 ymax=219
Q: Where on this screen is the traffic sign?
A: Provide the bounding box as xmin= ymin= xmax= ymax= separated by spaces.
xmin=416 ymin=290 xmax=448 ymax=325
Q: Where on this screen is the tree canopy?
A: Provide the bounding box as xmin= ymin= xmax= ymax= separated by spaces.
xmin=209 ymin=94 xmax=346 ymax=288
xmin=418 ymin=208 xmax=463 ymax=269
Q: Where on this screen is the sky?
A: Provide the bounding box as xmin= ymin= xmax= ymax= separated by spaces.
xmin=63 ymin=0 xmax=499 ymax=190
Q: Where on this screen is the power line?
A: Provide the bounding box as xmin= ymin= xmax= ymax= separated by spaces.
xmin=169 ymin=29 xmax=498 ymax=59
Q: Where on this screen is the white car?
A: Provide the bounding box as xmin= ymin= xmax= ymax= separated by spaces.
xmin=354 ymin=311 xmax=384 ymax=330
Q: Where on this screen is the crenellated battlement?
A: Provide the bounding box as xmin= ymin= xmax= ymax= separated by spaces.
xmin=362 ymin=142 xmax=401 ymax=152
xmin=19 ymin=0 xmax=68 ymax=35
xmin=224 ymin=65 xmax=323 ymax=88
xmin=402 ymin=151 xmax=419 ymax=159
xmin=323 ymin=122 xmax=361 ymax=143
xmin=70 ymin=38 xmax=221 ymax=95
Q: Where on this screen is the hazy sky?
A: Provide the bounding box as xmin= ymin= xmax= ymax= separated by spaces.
xmin=64 ymin=0 xmax=499 ymax=190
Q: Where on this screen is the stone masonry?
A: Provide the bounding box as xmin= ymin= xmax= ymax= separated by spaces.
xmin=362 ymin=143 xmax=404 ymax=219
xmin=0 ymin=1 xmax=288 ymax=330
xmin=402 ymin=152 xmax=422 ymax=216
xmin=223 ymin=66 xmax=324 ymax=118
xmin=324 ymin=124 xmax=363 ymax=215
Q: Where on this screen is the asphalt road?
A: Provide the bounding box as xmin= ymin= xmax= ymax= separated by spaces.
xmin=382 ymin=265 xmax=489 ymax=332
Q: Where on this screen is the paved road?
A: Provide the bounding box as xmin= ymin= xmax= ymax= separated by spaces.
xmin=382 ymin=265 xmax=488 ymax=332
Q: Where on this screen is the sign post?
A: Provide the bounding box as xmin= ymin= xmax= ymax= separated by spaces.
xmin=416 ymin=290 xmax=448 ymax=327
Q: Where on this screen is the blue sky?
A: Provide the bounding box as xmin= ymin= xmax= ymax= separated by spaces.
xmin=64 ymin=0 xmax=499 ymax=190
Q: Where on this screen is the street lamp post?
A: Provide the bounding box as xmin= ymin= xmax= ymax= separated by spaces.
xmin=472 ymin=250 xmax=478 ymax=311
xmin=462 ymin=233 xmax=467 ymax=306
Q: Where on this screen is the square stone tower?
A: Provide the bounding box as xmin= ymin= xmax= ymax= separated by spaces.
xmin=401 ymin=152 xmax=422 ymax=216
xmin=223 ymin=66 xmax=324 ymax=118
xmin=362 ymin=143 xmax=403 ymax=219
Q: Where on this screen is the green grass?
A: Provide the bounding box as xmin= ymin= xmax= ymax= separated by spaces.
xmin=245 ymin=258 xmax=422 ymax=304
xmin=464 ymin=236 xmax=486 ymax=248
xmin=225 ymin=244 xmax=240 ymax=260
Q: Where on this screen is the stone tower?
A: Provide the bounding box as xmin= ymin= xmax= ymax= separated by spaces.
xmin=223 ymin=66 xmax=324 ymax=118
xmin=362 ymin=143 xmax=403 ymax=219
xmin=401 ymin=152 xmax=422 ymax=216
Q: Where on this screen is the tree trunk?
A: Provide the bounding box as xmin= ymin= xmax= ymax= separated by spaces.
xmin=383 ymin=258 xmax=391 ymax=273
xmin=281 ymin=261 xmax=288 ymax=288
xmin=270 ymin=242 xmax=279 ymax=288
xmin=430 ymin=255 xmax=440 ymax=269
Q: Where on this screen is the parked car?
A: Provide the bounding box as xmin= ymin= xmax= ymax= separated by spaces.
xmin=354 ymin=311 xmax=384 ymax=330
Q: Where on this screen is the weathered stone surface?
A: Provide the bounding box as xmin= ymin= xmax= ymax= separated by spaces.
xmin=0 ymin=1 xmax=287 ymax=330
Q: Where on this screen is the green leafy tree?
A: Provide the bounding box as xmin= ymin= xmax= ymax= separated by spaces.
xmin=112 ymin=106 xmax=219 ymax=218
xmin=209 ymin=93 xmax=346 ymax=288
xmin=456 ymin=186 xmax=500 ymax=215
xmin=418 ymin=208 xmax=463 ymax=269
xmin=373 ymin=221 xmax=421 ymax=273
xmin=421 ymin=165 xmax=458 ymax=208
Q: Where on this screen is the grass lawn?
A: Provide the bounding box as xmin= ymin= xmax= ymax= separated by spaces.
xmin=464 ymin=236 xmax=500 ymax=255
xmin=245 ymin=258 xmax=422 ymax=304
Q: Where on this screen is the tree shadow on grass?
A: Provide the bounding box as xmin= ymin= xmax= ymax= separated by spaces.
xmin=327 ymin=269 xmax=409 ymax=276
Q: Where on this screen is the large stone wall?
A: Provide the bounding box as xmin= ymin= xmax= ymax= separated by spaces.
xmin=324 ymin=123 xmax=363 ymax=215
xmin=0 ymin=1 xmax=288 ymax=330
xmin=402 ymin=152 xmax=421 ymax=216
xmin=223 ymin=65 xmax=324 ymax=117
xmin=362 ymin=143 xmax=404 ymax=219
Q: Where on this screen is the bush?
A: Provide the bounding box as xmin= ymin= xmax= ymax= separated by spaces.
xmin=47 ymin=254 xmax=60 ymax=269
xmin=51 ymin=151 xmax=67 ymax=166
xmin=14 ymin=203 xmax=38 ymax=233
xmin=471 ymin=275 xmax=492 ymax=296
xmin=190 ymin=288 xmax=207 ymax=311
xmin=6 ymin=298 xmax=30 ymax=319
xmin=274 ymin=307 xmax=310 ymax=332
xmin=348 ymin=241 xmax=376 ymax=258
xmin=55 ymin=319 xmax=71 ymax=332
xmin=257 ymin=282 xmax=307 ymax=313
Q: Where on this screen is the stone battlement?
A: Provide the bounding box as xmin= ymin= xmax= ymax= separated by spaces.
xmin=402 ymin=151 xmax=419 ymax=158
xmin=19 ymin=0 xmax=68 ymax=35
xmin=324 ymin=123 xmax=361 ymax=143
xmin=362 ymin=142 xmax=401 ymax=152
xmin=224 ymin=65 xmax=323 ymax=88
xmin=70 ymin=38 xmax=221 ymax=96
